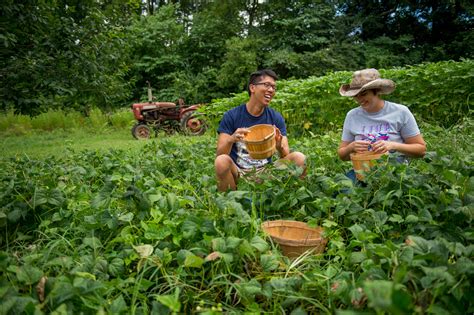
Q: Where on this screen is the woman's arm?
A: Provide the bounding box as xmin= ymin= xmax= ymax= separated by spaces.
xmin=338 ymin=140 xmax=372 ymax=161
xmin=371 ymin=134 xmax=426 ymax=157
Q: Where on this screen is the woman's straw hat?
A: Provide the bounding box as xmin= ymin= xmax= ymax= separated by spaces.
xmin=339 ymin=69 xmax=395 ymax=97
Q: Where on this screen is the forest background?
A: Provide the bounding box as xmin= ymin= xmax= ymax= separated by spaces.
xmin=2 ymin=0 xmax=473 ymax=116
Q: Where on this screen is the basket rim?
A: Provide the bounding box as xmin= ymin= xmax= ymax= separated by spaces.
xmin=261 ymin=220 xmax=326 ymax=246
xmin=350 ymin=152 xmax=385 ymax=161
xmin=244 ymin=124 xmax=275 ymax=143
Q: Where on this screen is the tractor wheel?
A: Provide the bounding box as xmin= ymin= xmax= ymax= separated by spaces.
xmin=180 ymin=111 xmax=208 ymax=136
xmin=131 ymin=123 xmax=152 ymax=140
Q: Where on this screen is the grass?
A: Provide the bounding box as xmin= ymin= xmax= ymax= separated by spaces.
xmin=0 ymin=129 xmax=147 ymax=158
xmin=0 ymin=128 xmax=218 ymax=159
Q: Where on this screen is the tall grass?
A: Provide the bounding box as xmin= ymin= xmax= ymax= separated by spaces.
xmin=0 ymin=110 xmax=33 ymax=135
xmin=109 ymin=108 xmax=135 ymax=129
xmin=0 ymin=108 xmax=134 ymax=135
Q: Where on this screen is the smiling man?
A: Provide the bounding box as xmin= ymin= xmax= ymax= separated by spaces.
xmin=214 ymin=69 xmax=306 ymax=192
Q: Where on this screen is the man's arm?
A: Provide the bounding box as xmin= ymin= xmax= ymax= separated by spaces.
xmin=216 ymin=133 xmax=234 ymax=156
xmin=216 ymin=128 xmax=250 ymax=156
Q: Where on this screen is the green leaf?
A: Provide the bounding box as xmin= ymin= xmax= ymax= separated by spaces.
xmin=183 ymin=253 xmax=204 ymax=268
xmin=74 ymin=272 xmax=96 ymax=281
xmin=16 ymin=265 xmax=43 ymax=285
xmin=405 ymin=215 xmax=419 ymax=223
xmin=143 ymin=223 xmax=171 ymax=240
xmin=226 ymin=237 xmax=243 ymax=250
xmin=108 ymin=258 xmax=125 ymax=277
xmin=155 ymin=288 xmax=181 ymax=312
xmin=212 ymin=238 xmax=227 ymax=252
xmin=118 ymin=212 xmax=134 ymax=222
xmin=349 ymin=251 xmax=366 ymax=264
xmin=389 ymin=214 xmax=404 ymax=223
xmin=83 ymin=237 xmax=103 ymax=249
xmin=110 ymin=294 xmax=127 ymax=314
xmin=181 ymin=219 xmax=198 ymax=239
xmin=251 ymin=236 xmax=269 ymax=253
xmin=260 ymin=254 xmax=279 ymax=272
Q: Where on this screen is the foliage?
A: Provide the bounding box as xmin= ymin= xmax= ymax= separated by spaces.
xmin=0 ymin=0 xmax=138 ymax=115
xmin=0 ymin=108 xmax=134 ymax=135
xmin=127 ymin=4 xmax=186 ymax=102
xmin=338 ymin=0 xmax=474 ymax=63
xmin=2 ymin=1 xmax=473 ymax=113
xmin=0 ymin=117 xmax=472 ymax=313
xmin=204 ymin=59 xmax=474 ymax=134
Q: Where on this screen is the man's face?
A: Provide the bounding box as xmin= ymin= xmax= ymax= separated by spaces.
xmin=250 ymin=75 xmax=276 ymax=106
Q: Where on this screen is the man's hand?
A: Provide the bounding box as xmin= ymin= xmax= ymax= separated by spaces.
xmin=274 ymin=127 xmax=282 ymax=150
xmin=231 ymin=128 xmax=250 ymax=143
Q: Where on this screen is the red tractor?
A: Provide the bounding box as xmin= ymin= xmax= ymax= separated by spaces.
xmin=130 ymin=83 xmax=208 ymax=139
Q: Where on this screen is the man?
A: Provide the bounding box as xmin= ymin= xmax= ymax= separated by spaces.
xmin=214 ymin=69 xmax=306 ymax=192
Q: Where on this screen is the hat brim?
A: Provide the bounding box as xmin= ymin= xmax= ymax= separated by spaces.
xmin=339 ymin=79 xmax=395 ymax=97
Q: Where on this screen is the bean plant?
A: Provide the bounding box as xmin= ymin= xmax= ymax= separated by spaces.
xmin=0 ymin=119 xmax=472 ymax=314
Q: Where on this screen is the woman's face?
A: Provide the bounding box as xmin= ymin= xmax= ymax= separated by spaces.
xmin=353 ymin=90 xmax=382 ymax=113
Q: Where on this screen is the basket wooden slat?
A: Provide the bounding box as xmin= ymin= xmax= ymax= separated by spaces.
xmin=261 ymin=220 xmax=327 ymax=258
xmin=244 ymin=124 xmax=276 ymax=159
xmin=350 ymin=151 xmax=384 ymax=180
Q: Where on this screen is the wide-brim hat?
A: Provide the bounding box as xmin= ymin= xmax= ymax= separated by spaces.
xmin=339 ymin=69 xmax=395 ymax=97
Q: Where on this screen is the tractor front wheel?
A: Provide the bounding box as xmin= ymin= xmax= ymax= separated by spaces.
xmin=132 ymin=123 xmax=152 ymax=140
xmin=180 ymin=111 xmax=208 ymax=136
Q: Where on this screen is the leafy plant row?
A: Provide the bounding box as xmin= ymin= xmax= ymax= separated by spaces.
xmin=0 ymin=118 xmax=472 ymax=313
xmin=204 ymin=59 xmax=474 ymax=135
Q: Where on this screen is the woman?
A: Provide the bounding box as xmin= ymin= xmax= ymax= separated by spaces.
xmin=337 ymin=69 xmax=426 ymax=174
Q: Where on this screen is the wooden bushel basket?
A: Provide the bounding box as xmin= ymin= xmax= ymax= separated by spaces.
xmin=261 ymin=220 xmax=327 ymax=258
xmin=244 ymin=124 xmax=276 ymax=159
xmin=350 ymin=151 xmax=384 ymax=180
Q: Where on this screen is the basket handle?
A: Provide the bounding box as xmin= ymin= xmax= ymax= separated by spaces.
xmin=263 ymin=127 xmax=275 ymax=141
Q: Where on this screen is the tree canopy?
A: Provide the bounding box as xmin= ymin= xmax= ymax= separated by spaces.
xmin=1 ymin=0 xmax=473 ymax=114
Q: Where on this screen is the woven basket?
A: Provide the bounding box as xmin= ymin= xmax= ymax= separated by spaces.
xmin=261 ymin=220 xmax=327 ymax=258
xmin=350 ymin=151 xmax=384 ymax=180
xmin=244 ymin=124 xmax=276 ymax=159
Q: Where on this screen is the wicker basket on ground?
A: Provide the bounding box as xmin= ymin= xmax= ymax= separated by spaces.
xmin=261 ymin=220 xmax=327 ymax=258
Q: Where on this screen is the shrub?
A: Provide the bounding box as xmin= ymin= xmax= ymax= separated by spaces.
xmin=87 ymin=107 xmax=109 ymax=130
xmin=31 ymin=110 xmax=68 ymax=131
xmin=204 ymin=59 xmax=474 ymax=134
xmin=109 ymin=109 xmax=134 ymax=129
xmin=0 ymin=110 xmax=32 ymax=133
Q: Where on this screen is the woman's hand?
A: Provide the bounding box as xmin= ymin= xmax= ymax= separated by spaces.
xmin=352 ymin=140 xmax=372 ymax=153
xmin=371 ymin=140 xmax=395 ymax=154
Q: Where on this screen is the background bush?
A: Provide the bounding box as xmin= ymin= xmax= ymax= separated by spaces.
xmin=204 ymin=60 xmax=474 ymax=135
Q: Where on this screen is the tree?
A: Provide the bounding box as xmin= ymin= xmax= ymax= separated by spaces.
xmin=338 ymin=0 xmax=474 ymax=65
xmin=127 ymin=4 xmax=185 ymax=101
xmin=0 ymin=0 xmax=139 ymax=114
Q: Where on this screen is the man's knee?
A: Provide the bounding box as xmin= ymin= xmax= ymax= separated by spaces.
xmin=285 ymin=151 xmax=306 ymax=167
xmin=215 ymin=154 xmax=234 ymax=175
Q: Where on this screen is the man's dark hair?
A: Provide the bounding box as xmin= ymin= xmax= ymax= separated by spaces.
xmin=247 ymin=69 xmax=278 ymax=96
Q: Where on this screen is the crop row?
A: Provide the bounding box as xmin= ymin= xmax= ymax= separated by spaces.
xmin=0 ymin=119 xmax=473 ymax=313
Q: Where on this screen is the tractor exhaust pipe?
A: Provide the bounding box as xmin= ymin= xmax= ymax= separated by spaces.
xmin=147 ymin=81 xmax=153 ymax=102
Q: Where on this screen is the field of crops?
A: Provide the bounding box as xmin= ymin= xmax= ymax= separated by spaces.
xmin=1 ymin=114 xmax=472 ymax=313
